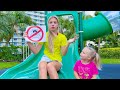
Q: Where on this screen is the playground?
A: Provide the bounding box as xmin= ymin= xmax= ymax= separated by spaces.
xmin=0 ymin=11 xmax=119 ymax=79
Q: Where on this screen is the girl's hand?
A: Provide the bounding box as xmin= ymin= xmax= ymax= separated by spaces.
xmin=23 ymin=32 xmax=31 ymax=43
xmin=23 ymin=32 xmax=27 ymax=38
xmin=68 ymin=36 xmax=78 ymax=44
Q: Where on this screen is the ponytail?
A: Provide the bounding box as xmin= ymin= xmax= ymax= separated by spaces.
xmin=93 ymin=53 xmax=102 ymax=70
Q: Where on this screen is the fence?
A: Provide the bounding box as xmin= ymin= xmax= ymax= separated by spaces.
xmin=22 ymin=44 xmax=32 ymax=61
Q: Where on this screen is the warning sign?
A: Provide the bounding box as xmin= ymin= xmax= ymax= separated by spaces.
xmin=25 ymin=25 xmax=46 ymax=42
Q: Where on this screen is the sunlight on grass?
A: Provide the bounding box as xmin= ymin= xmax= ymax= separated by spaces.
xmin=0 ymin=62 xmax=20 ymax=70
xmin=101 ymin=59 xmax=120 ymax=64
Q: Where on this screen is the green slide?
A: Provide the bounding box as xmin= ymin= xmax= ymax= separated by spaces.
xmin=0 ymin=42 xmax=80 ymax=79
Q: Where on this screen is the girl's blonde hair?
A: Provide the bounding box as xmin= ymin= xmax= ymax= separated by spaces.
xmin=47 ymin=16 xmax=59 ymax=53
xmin=86 ymin=46 xmax=102 ymax=70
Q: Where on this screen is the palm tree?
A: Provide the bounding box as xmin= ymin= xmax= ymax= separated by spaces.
xmin=58 ymin=16 xmax=75 ymax=40
xmin=102 ymin=31 xmax=120 ymax=48
xmin=0 ymin=12 xmax=15 ymax=45
xmin=0 ymin=11 xmax=36 ymax=46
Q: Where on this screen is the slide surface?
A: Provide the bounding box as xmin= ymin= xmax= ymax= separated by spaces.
xmin=0 ymin=43 xmax=80 ymax=79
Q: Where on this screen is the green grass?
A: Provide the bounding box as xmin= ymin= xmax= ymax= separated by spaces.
xmin=0 ymin=58 xmax=120 ymax=70
xmin=101 ymin=58 xmax=120 ymax=64
xmin=0 ymin=62 xmax=20 ymax=70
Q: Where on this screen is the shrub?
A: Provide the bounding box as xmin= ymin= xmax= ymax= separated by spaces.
xmin=99 ymin=47 xmax=120 ymax=59
xmin=0 ymin=45 xmax=23 ymax=62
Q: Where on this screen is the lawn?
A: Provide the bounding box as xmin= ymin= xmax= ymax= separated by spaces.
xmin=101 ymin=58 xmax=120 ymax=64
xmin=0 ymin=62 xmax=20 ymax=70
xmin=0 ymin=58 xmax=120 ymax=70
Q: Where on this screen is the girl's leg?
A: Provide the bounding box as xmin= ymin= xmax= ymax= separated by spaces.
xmin=47 ymin=61 xmax=61 ymax=79
xmin=38 ymin=61 xmax=48 ymax=79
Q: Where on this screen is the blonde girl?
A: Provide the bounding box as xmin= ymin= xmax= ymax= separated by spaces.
xmin=23 ymin=16 xmax=77 ymax=79
xmin=73 ymin=46 xmax=102 ymax=79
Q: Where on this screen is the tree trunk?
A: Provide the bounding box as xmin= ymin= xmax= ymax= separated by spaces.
xmin=97 ymin=38 xmax=101 ymax=53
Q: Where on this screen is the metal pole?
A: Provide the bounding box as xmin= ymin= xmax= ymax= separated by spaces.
xmin=78 ymin=11 xmax=84 ymax=52
xmin=28 ymin=44 xmax=30 ymax=56
xmin=26 ymin=44 xmax=27 ymax=59
xmin=23 ymin=44 xmax=24 ymax=61
xmin=45 ymin=11 xmax=48 ymax=31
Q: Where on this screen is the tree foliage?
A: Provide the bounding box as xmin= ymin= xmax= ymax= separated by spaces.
xmin=58 ymin=16 xmax=75 ymax=40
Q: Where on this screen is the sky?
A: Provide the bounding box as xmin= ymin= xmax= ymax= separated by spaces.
xmin=101 ymin=11 xmax=119 ymax=18
xmin=101 ymin=11 xmax=120 ymax=32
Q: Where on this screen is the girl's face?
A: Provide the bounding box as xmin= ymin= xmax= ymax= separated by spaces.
xmin=48 ymin=17 xmax=59 ymax=31
xmin=80 ymin=47 xmax=91 ymax=61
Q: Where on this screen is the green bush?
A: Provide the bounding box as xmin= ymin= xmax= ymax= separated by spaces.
xmin=0 ymin=45 xmax=31 ymax=62
xmin=0 ymin=45 xmax=23 ymax=62
xmin=99 ymin=47 xmax=120 ymax=59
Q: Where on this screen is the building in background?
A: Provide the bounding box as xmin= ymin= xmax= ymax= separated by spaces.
xmin=25 ymin=11 xmax=45 ymax=26
xmin=25 ymin=11 xmax=52 ymax=26
xmin=0 ymin=30 xmax=24 ymax=46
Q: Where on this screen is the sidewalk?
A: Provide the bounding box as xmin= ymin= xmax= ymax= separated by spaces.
xmin=99 ymin=64 xmax=120 ymax=79
xmin=0 ymin=69 xmax=8 ymax=75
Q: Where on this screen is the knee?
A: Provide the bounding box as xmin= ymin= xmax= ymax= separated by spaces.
xmin=38 ymin=61 xmax=47 ymax=70
xmin=47 ymin=63 xmax=54 ymax=70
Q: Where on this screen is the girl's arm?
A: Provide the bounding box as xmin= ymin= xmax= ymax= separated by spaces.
xmin=61 ymin=42 xmax=70 ymax=56
xmin=23 ymin=32 xmax=43 ymax=54
xmin=74 ymin=71 xmax=80 ymax=79
xmin=91 ymin=75 xmax=97 ymax=79
xmin=27 ymin=42 xmax=43 ymax=54
xmin=61 ymin=36 xmax=77 ymax=56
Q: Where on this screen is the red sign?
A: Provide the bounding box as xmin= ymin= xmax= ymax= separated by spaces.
xmin=26 ymin=26 xmax=44 ymax=42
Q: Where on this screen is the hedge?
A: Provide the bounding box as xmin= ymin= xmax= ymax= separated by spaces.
xmin=99 ymin=47 xmax=120 ymax=59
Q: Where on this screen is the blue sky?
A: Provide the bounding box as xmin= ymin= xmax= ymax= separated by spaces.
xmin=101 ymin=11 xmax=120 ymax=32
xmin=101 ymin=11 xmax=119 ymax=18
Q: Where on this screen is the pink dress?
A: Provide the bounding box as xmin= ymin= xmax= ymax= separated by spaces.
xmin=73 ymin=60 xmax=98 ymax=79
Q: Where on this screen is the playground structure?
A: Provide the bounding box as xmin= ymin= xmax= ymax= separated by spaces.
xmin=0 ymin=11 xmax=114 ymax=79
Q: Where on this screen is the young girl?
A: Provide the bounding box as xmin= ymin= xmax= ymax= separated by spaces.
xmin=73 ymin=46 xmax=102 ymax=79
xmin=23 ymin=16 xmax=77 ymax=79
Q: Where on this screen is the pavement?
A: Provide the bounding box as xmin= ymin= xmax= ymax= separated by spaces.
xmin=99 ymin=64 xmax=120 ymax=79
xmin=0 ymin=69 xmax=8 ymax=75
xmin=0 ymin=64 xmax=120 ymax=79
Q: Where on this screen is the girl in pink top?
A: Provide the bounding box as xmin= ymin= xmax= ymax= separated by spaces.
xmin=73 ymin=46 xmax=102 ymax=79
